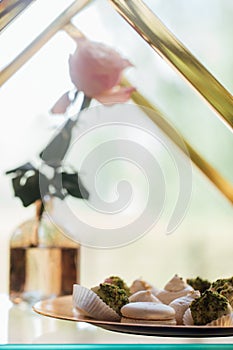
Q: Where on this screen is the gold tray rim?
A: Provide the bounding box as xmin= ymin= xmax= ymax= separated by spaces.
xmin=33 ymin=295 xmax=233 ymax=338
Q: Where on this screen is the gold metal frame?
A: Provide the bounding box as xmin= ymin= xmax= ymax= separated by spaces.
xmin=110 ymin=0 xmax=233 ymax=130
xmin=0 ymin=0 xmax=232 ymax=203
xmin=0 ymin=0 xmax=36 ymax=32
xmin=0 ymin=0 xmax=92 ymax=86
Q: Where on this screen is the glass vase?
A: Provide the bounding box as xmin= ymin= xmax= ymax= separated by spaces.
xmin=9 ymin=199 xmax=80 ymax=305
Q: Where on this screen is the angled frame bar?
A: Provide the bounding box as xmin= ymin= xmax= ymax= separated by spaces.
xmin=0 ymin=1 xmax=232 ymax=203
xmin=0 ymin=0 xmax=36 ymax=32
xmin=0 ymin=0 xmax=92 ymax=86
xmin=109 ymin=0 xmax=233 ymax=130
xmin=64 ymin=22 xmax=233 ymax=203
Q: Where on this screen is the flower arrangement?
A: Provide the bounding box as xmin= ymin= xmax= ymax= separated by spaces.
xmin=6 ymin=36 xmax=135 ymax=207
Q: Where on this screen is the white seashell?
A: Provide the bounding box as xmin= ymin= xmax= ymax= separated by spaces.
xmin=72 ymin=284 xmax=120 ymax=321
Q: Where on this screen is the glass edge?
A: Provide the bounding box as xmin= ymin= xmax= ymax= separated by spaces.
xmin=1 ymin=344 xmax=233 ymax=350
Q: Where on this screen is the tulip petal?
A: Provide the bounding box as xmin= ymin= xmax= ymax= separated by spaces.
xmin=50 ymin=92 xmax=71 ymax=114
xmin=95 ymin=86 xmax=136 ymax=104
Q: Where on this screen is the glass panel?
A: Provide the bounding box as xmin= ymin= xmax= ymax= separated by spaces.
xmin=72 ymin=0 xmax=233 ymax=182
xmin=0 ymin=0 xmax=35 ymax=32
xmin=0 ymin=0 xmax=74 ymax=69
xmin=0 ymin=0 xmax=232 ymax=295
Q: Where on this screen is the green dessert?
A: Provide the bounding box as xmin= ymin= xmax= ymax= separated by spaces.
xmin=94 ymin=283 xmax=129 ymax=315
xmin=211 ymin=277 xmax=233 ymax=307
xmin=104 ymin=276 xmax=131 ymax=296
xmin=190 ymin=290 xmax=231 ymax=325
xmin=187 ymin=277 xmax=211 ymax=294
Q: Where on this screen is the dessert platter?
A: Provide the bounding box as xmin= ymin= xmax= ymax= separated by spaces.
xmin=33 ymin=275 xmax=233 ymax=338
xmin=33 ymin=295 xmax=233 ymax=338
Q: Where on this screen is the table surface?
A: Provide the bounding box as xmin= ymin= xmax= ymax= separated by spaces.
xmin=1 ymin=294 xmax=233 ymax=345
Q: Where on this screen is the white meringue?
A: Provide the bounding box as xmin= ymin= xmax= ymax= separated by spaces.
xmin=157 ymin=274 xmax=193 ymax=305
xmin=169 ymin=290 xmax=200 ymax=324
xmin=129 ymin=290 xmax=161 ymax=303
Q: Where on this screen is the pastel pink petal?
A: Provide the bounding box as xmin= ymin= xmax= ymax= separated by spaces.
xmin=50 ymin=92 xmax=71 ymax=114
xmin=94 ymin=86 xmax=136 ymax=104
xmin=69 ymin=38 xmax=133 ymax=97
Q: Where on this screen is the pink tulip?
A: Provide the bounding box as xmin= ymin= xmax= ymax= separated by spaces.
xmin=51 ymin=37 xmax=135 ymax=113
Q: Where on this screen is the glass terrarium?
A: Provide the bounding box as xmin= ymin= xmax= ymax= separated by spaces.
xmin=0 ymin=0 xmax=232 ymax=333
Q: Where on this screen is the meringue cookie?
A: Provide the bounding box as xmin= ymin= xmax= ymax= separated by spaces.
xmin=157 ymin=274 xmax=193 ymax=305
xmin=169 ymin=290 xmax=200 ymax=324
xmin=121 ymin=317 xmax=176 ymax=325
xmin=121 ymin=302 xmax=176 ymax=324
xmin=130 ymin=278 xmax=160 ymax=296
xmin=129 ymin=290 xmax=161 ymax=303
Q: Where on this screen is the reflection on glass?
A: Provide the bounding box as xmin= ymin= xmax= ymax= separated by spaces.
xmin=9 ymin=201 xmax=80 ymax=305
